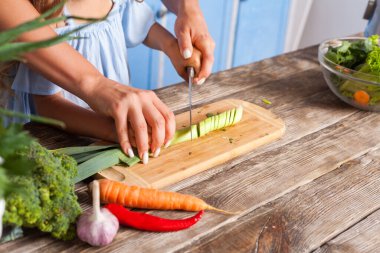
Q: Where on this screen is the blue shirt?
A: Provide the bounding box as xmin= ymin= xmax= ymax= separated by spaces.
xmin=366 ymin=2 xmax=380 ymax=36
xmin=8 ymin=0 xmax=154 ymax=121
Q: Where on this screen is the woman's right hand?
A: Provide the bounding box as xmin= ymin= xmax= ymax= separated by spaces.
xmin=86 ymin=78 xmax=176 ymax=164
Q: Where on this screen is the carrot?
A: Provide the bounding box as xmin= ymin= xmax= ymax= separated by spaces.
xmin=354 ymin=90 xmax=370 ymax=105
xmin=96 ymin=179 xmax=237 ymax=215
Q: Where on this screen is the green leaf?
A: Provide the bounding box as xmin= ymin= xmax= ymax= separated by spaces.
xmin=0 ymin=167 xmax=9 ymax=198
xmin=0 ymin=0 xmax=101 ymax=46
xmin=337 ymin=41 xmax=351 ymax=54
xmin=0 ymin=3 xmax=104 ymax=63
xmin=0 ymin=107 xmax=65 ymax=128
xmin=0 ymin=123 xmax=34 ymax=158
xmin=54 ymin=144 xmax=119 ymax=156
xmin=73 ymin=149 xmax=123 ymax=183
xmin=2 ymin=155 xmax=34 ymax=176
xmin=118 ymin=152 xmax=140 ymax=167
xmin=0 ymin=2 xmax=66 ymax=45
xmin=366 ymin=47 xmax=380 ymax=73
xmin=0 ymin=34 xmax=75 ymax=62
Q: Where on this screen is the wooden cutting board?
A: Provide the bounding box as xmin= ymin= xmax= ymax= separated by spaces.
xmin=97 ymin=99 xmax=285 ymax=188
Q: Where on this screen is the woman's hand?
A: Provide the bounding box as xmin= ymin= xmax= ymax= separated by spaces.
xmin=165 ymin=38 xmax=202 ymax=82
xmin=163 ymin=0 xmax=215 ymax=85
xmin=86 ymin=78 xmax=176 ymax=164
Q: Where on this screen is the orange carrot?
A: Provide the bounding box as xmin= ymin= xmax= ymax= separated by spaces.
xmin=354 ymin=90 xmax=370 ymax=105
xmin=96 ymin=179 xmax=237 ymax=214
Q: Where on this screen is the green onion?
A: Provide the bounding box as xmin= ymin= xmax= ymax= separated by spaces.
xmin=118 ymin=152 xmax=140 ymax=167
xmin=73 ymin=149 xmax=123 ymax=183
xmin=54 ymin=144 xmax=118 ymax=156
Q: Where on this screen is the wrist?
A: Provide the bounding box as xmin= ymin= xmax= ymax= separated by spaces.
xmin=176 ymin=0 xmax=200 ymax=16
xmin=77 ymin=72 xmax=107 ymax=100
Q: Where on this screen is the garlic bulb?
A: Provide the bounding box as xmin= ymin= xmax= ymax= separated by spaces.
xmin=77 ymin=180 xmax=119 ymax=246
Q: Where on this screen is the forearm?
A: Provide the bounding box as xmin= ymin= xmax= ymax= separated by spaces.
xmin=161 ymin=0 xmax=200 ymax=16
xmin=143 ymin=23 xmax=177 ymax=56
xmin=33 ymin=94 xmax=118 ymax=142
xmin=0 ymin=0 xmax=104 ymax=101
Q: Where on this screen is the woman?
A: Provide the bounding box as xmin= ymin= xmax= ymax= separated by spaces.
xmin=0 ymin=0 xmax=215 ymax=163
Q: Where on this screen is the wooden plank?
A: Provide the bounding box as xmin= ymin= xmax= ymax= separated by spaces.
xmin=313 ymin=209 xmax=380 ymax=253
xmin=179 ymin=149 xmax=380 ymax=253
xmin=98 ymin=99 xmax=285 ymax=188
xmin=21 ymin=108 xmax=380 ymax=252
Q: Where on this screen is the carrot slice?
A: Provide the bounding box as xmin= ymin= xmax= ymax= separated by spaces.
xmin=353 ymin=90 xmax=370 ymax=105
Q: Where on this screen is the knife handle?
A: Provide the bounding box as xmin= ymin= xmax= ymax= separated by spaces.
xmin=187 ymin=66 xmax=195 ymax=78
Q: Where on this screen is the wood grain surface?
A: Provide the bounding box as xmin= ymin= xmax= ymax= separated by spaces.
xmin=98 ymin=99 xmax=285 ymax=188
xmin=314 ymin=209 xmax=380 ymax=253
xmin=2 ymin=46 xmax=380 ymax=253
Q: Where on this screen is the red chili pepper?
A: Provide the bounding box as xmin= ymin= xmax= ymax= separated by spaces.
xmin=105 ymin=203 xmax=204 ymax=232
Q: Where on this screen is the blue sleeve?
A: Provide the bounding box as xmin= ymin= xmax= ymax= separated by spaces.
xmin=118 ymin=0 xmax=155 ymax=48
xmin=11 ymin=63 xmax=62 ymax=95
xmin=365 ymin=4 xmax=380 ymax=37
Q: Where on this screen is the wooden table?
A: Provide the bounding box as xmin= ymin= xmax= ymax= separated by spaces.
xmin=2 ymin=45 xmax=380 ymax=253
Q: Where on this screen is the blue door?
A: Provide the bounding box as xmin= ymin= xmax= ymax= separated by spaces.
xmin=233 ymin=0 xmax=290 ymax=66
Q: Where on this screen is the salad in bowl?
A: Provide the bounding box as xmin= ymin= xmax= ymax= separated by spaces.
xmin=318 ymin=35 xmax=380 ymax=111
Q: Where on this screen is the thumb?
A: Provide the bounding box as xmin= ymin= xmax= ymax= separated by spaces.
xmin=177 ymin=31 xmax=193 ymax=59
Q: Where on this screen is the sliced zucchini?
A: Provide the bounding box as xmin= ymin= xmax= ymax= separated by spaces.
xmin=205 ymin=117 xmax=212 ymax=135
xmin=229 ymin=108 xmax=236 ymax=126
xmin=233 ymin=105 xmax=243 ymax=124
xmin=214 ymin=114 xmax=220 ymax=131
xmin=199 ymin=120 xmax=205 ymax=137
xmin=170 ymin=125 xmax=199 ymax=145
xmin=218 ymin=112 xmax=227 ymax=129
xmin=225 ymin=110 xmax=231 ymax=128
xmin=169 ymin=106 xmax=244 ymax=147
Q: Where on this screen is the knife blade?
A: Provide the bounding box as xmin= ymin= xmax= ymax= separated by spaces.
xmin=187 ymin=67 xmax=195 ymax=140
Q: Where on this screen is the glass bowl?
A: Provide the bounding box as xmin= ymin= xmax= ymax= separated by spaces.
xmin=318 ymin=37 xmax=380 ymax=111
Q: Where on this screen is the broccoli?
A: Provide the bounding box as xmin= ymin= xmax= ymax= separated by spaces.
xmin=3 ymin=142 xmax=82 ymax=240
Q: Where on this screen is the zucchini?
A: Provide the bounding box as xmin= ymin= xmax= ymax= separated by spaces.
xmin=170 ymin=124 xmax=199 ymax=146
xmin=214 ymin=114 xmax=220 ymax=131
xmin=218 ymin=112 xmax=227 ymax=129
xmin=233 ymin=106 xmax=243 ymax=124
xmin=199 ymin=120 xmax=206 ymax=137
xmin=228 ymin=108 xmax=236 ymax=126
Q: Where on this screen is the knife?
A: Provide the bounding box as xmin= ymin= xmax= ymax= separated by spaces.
xmin=187 ymin=66 xmax=195 ymax=140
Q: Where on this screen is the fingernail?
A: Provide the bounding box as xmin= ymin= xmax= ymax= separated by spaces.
xmin=143 ymin=152 xmax=149 ymax=164
xmin=197 ymin=78 xmax=206 ymax=85
xmin=127 ymin=148 xmax=134 ymax=158
xmin=164 ymin=139 xmax=172 ymax=148
xmin=153 ymin=148 xmax=161 ymax=158
xmin=183 ymin=49 xmax=191 ymax=59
